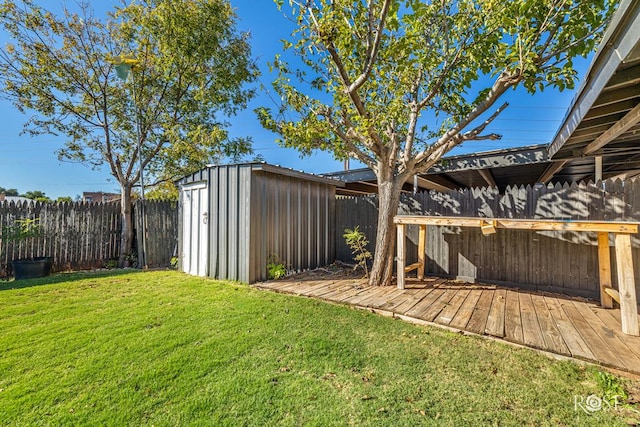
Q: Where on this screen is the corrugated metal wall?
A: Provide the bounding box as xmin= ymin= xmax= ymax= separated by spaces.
xmin=249 ymin=171 xmax=335 ymax=283
xmin=208 ymin=164 xmax=253 ymax=282
xmin=179 ymin=164 xmax=337 ymax=284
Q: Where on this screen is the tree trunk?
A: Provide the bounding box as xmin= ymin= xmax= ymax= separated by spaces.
xmin=119 ymin=183 xmax=134 ymax=267
xmin=368 ymin=178 xmax=403 ymax=286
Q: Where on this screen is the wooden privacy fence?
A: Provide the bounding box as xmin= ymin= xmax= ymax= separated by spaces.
xmin=336 ymin=179 xmax=640 ymax=300
xmin=134 ymin=200 xmax=178 ymax=268
xmin=0 ymin=200 xmax=177 ymax=276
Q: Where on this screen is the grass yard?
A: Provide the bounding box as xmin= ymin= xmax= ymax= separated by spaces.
xmin=0 ymin=270 xmax=638 ymax=426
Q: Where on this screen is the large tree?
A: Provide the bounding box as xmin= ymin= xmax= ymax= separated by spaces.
xmin=0 ymin=0 xmax=257 ymax=265
xmin=259 ymin=0 xmax=616 ymax=286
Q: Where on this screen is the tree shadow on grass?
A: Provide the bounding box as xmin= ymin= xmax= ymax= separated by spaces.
xmin=0 ymin=268 xmax=152 ymax=292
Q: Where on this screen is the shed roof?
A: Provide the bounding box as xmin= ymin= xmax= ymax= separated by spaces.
xmin=190 ymin=162 xmax=345 ymax=188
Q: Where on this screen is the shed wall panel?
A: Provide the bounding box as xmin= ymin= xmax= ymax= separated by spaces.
xmin=202 ymin=164 xmax=253 ymax=283
xmin=250 ymin=171 xmax=336 ymax=282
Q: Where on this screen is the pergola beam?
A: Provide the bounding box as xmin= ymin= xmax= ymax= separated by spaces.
xmin=584 ymin=102 xmax=640 ymax=155
xmin=478 ymin=169 xmax=497 ymax=188
xmin=538 ymin=160 xmax=568 ymax=184
xmin=415 ymin=176 xmax=456 ymax=193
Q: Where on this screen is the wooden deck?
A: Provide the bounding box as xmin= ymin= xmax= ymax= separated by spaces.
xmin=255 ymin=276 xmax=640 ymax=376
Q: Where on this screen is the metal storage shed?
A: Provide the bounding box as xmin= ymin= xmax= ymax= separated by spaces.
xmin=177 ymin=163 xmax=344 ymax=283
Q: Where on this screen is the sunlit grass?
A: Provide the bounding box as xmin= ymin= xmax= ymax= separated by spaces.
xmin=0 ymin=270 xmax=636 ymax=426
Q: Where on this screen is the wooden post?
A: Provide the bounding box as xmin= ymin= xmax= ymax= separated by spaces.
xmin=614 ymin=233 xmax=639 ymax=336
xmin=397 ymin=223 xmax=405 ymax=290
xmin=417 ymin=224 xmax=426 ymax=280
xmin=597 ymin=232 xmax=614 ymax=309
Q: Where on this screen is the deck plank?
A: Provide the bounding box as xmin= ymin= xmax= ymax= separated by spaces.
xmin=504 ymin=290 xmax=524 ymax=343
xmin=331 ymin=285 xmax=370 ymax=303
xmin=449 ymin=289 xmax=483 ymax=330
xmin=530 ymin=294 xmax=570 ymax=356
xmin=436 ymin=289 xmax=470 ymax=326
xmin=307 ymin=280 xmax=353 ymax=297
xmin=363 ymin=288 xmax=408 ymax=309
xmin=377 ymin=288 xmax=419 ymax=311
xmin=342 ymin=286 xmax=391 ymax=306
xmin=287 ymin=280 xmax=339 ymax=295
xmin=405 ymin=288 xmax=446 ymax=318
xmin=389 ymin=288 xmax=433 ymax=314
xmin=261 ymin=280 xmax=301 ymax=291
xmin=421 ymin=289 xmax=458 ymax=323
xmin=570 ymin=301 xmax=637 ymax=371
xmin=288 ymin=280 xmax=334 ymax=295
xmin=318 ymin=281 xmax=365 ymax=299
xmin=485 ymin=289 xmax=506 ymax=338
xmin=544 ymin=296 xmax=595 ymax=361
xmin=518 ymin=293 xmax=547 ymax=350
xmin=465 ymin=290 xmax=494 ymax=335
xmin=562 ymin=301 xmax=628 ymax=370
xmin=594 ymin=309 xmax=640 ymax=360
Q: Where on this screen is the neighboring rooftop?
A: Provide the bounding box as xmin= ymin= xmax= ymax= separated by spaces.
xmin=82 ymin=191 xmax=120 ymax=203
xmin=0 ymin=193 xmax=31 ymax=204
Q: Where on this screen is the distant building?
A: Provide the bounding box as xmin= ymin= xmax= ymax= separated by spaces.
xmin=0 ymin=193 xmax=31 ymax=203
xmin=82 ymin=191 xmax=120 ymax=203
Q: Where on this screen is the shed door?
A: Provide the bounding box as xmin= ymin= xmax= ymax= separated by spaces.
xmin=181 ymin=182 xmax=208 ymax=276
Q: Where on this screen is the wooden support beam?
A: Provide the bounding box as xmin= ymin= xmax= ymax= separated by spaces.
xmin=417 ymin=225 xmax=426 ymax=280
xmin=595 ymin=156 xmax=603 ymax=182
xmin=603 ymin=286 xmax=621 ymax=304
xmin=396 ymin=223 xmax=405 ymax=290
xmin=538 ymin=160 xmax=568 ymax=184
xmin=394 ymin=216 xmax=639 ymax=233
xmin=480 ymin=220 xmax=497 ymax=235
xmin=597 ymin=232 xmax=614 ymax=309
xmin=584 ymin=99 xmax=636 ymax=121
xmin=584 ymin=102 xmax=640 ymax=155
xmin=591 ymin=84 xmax=640 ymax=109
xmin=614 ymin=233 xmax=639 ymax=336
xmin=603 ymin=63 xmax=640 ymax=91
xmin=404 ymin=262 xmax=423 ymax=273
xmin=415 ymin=175 xmax=456 ymax=193
xmin=478 ymin=169 xmax=497 ymax=188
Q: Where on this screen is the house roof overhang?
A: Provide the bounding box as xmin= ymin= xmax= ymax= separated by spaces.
xmin=546 ymin=0 xmax=640 ymax=181
xmin=323 ymin=145 xmax=552 ymax=195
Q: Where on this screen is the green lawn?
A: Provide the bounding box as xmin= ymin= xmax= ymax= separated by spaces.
xmin=0 ymin=270 xmax=638 ymax=426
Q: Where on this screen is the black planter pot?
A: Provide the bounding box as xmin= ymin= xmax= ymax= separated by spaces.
xmin=12 ymin=257 xmax=53 ymax=280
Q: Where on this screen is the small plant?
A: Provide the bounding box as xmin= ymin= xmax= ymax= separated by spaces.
xmin=267 ymin=254 xmax=287 ymax=280
xmin=170 ymin=256 xmax=179 ymax=269
xmin=343 ymin=226 xmax=372 ymax=277
xmin=105 ymin=259 xmax=119 ymax=269
xmin=595 ymin=370 xmax=628 ymax=403
xmin=1 ymin=218 xmax=42 ymax=242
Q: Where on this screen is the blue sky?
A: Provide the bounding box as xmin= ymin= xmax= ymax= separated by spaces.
xmin=0 ymin=0 xmax=588 ymax=199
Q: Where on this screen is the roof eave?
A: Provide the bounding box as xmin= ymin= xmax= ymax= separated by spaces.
xmin=548 ymin=0 xmax=640 ymax=158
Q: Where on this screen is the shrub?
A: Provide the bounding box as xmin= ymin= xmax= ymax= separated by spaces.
xmin=267 ymin=254 xmax=287 ymax=280
xmin=343 ymin=226 xmax=372 ymax=277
